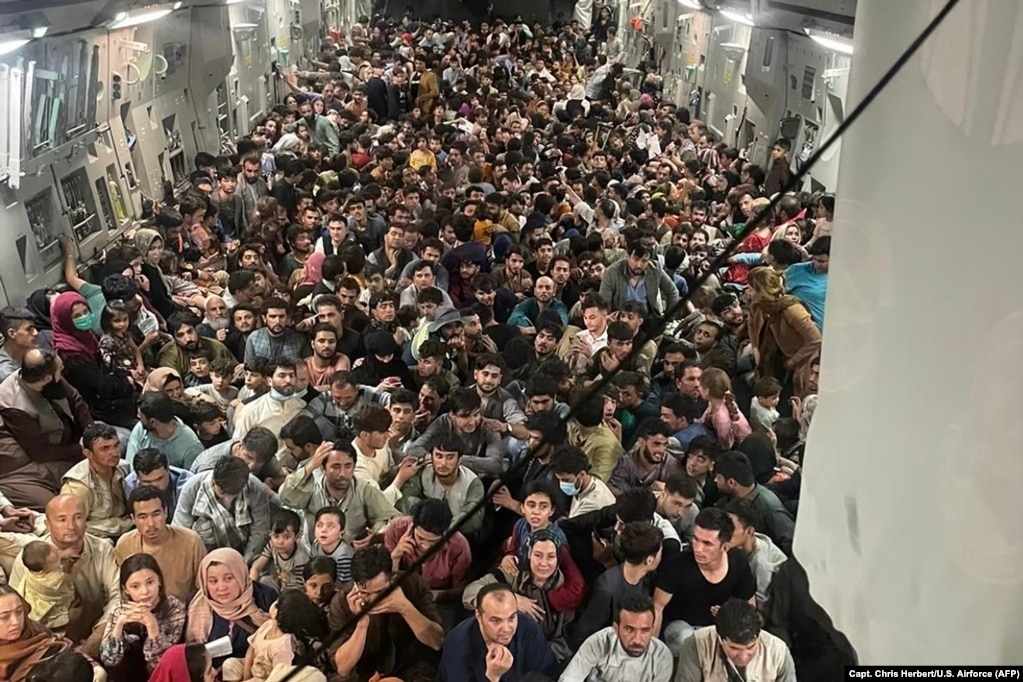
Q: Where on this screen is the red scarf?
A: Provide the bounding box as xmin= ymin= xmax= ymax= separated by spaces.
xmin=51 ymin=291 xmax=99 ymax=360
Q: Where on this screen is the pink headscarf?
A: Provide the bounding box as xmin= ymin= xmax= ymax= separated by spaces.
xmin=51 ymin=291 xmax=99 ymax=360
xmin=300 ymin=252 xmax=326 ymax=287
xmin=147 ymin=644 xmax=191 ymax=682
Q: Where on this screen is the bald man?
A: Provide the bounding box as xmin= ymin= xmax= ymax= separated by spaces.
xmin=9 ymin=495 xmax=120 ymax=645
xmin=507 ymin=276 xmax=570 ymax=333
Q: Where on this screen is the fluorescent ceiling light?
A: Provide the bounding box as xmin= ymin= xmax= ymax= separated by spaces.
xmin=805 ymin=28 xmax=854 ymax=55
xmin=0 ymin=38 xmax=30 ymax=55
xmin=226 ymin=0 xmax=246 ymax=4
xmin=679 ymin=0 xmax=702 ymax=8
xmin=720 ymin=9 xmax=755 ymax=26
xmin=31 ymin=27 xmax=48 ymax=38
xmin=108 ymin=2 xmax=182 ymax=29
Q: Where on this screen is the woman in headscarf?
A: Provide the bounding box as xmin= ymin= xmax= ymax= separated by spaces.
xmin=0 ymin=584 xmax=104 ymax=682
xmin=291 ymin=252 xmax=325 ymax=304
xmin=349 ymin=331 xmax=417 ymax=392
xmin=186 ymin=548 xmax=276 ymax=668
xmin=134 ymin=228 xmax=178 ymax=319
xmin=142 ymin=367 xmax=197 ymax=423
xmin=147 ymin=643 xmax=214 ymax=682
xmin=51 ymin=291 xmax=138 ymax=428
xmin=463 ymin=529 xmax=586 ymax=660
xmin=25 ymin=290 xmax=56 ymax=352
xmin=746 ymin=267 xmax=822 ymax=400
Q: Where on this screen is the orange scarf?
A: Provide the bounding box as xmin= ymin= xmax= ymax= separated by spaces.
xmin=0 ymin=618 xmax=71 ymax=682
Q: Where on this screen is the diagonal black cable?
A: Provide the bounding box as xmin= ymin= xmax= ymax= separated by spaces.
xmin=281 ymin=0 xmax=965 ymax=675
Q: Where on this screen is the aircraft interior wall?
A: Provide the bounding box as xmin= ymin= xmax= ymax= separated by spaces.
xmin=0 ymin=0 xmax=315 ymax=307
xmin=0 ymin=0 xmax=852 ymax=308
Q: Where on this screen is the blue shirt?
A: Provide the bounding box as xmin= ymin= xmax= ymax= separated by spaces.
xmin=784 ymin=262 xmax=827 ymax=331
xmin=438 ymin=612 xmax=559 ymax=682
xmin=209 ymin=581 xmax=278 ymax=667
xmin=625 ymin=276 xmax=649 ymax=312
xmin=676 ymin=422 xmax=713 ymax=451
xmin=125 ymin=418 xmax=206 ymax=470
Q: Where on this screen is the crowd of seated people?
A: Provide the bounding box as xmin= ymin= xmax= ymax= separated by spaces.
xmin=0 ymin=10 xmax=847 ymax=682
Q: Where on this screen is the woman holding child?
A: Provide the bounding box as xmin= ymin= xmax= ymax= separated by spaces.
xmin=186 ymin=548 xmax=277 ymax=668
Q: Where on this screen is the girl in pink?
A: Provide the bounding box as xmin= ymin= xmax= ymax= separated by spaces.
xmin=699 ymin=368 xmax=752 ymax=449
xmin=221 ymin=590 xmax=325 ymax=682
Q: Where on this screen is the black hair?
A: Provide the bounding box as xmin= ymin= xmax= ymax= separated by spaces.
xmin=101 ymin=273 xmax=140 ymax=304
xmin=280 ymin=414 xmax=323 ymax=448
xmin=138 ymin=392 xmax=177 ymax=423
xmin=242 ymin=426 xmax=281 ymax=466
xmin=120 ymin=553 xmax=167 ymax=608
xmin=664 ymin=472 xmax=700 ymax=500
xmin=715 ymin=598 xmax=762 ymax=644
xmin=350 ymin=545 xmax=392 ymax=584
xmin=313 ymin=506 xmax=345 ymax=533
xmin=303 ymin=556 xmax=338 ymax=581
xmin=618 ymin=521 xmax=664 ymax=565
xmin=185 ymin=642 xmax=210 ymax=682
xmin=616 ymin=487 xmax=657 ymax=523
xmin=212 ymin=456 xmax=250 ymax=496
xmin=82 ymin=423 xmax=119 ymax=451
xmin=524 ymin=410 xmax=568 ymax=448
xmin=695 ymin=507 xmax=735 ymax=544
xmin=25 ymin=652 xmax=95 ymax=682
xmin=550 ymin=445 xmax=591 ymax=475
xmin=271 ymin=508 xmax=302 ymax=535
xmin=133 ymin=448 xmax=169 ymax=475
xmin=410 ymin=498 xmax=452 ymax=536
xmin=448 ymin=387 xmax=482 ymax=415
xmin=128 ymin=485 xmax=166 ymax=514
xmin=274 ymin=589 xmax=328 ymax=642
xmin=614 ymin=592 xmax=656 ymax=623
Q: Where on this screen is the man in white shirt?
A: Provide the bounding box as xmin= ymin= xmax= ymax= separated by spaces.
xmin=233 ymin=358 xmax=307 ymax=442
xmin=560 ymin=593 xmax=673 ymax=682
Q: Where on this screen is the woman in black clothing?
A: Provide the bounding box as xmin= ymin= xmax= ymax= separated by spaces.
xmin=51 ymin=291 xmax=138 ymax=429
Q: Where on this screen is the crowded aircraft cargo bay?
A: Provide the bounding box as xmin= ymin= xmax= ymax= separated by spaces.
xmin=0 ymin=0 xmax=1017 ymax=680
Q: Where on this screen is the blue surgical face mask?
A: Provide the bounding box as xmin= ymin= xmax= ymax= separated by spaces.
xmin=269 ymin=388 xmax=290 ymax=402
xmin=293 ymin=387 xmax=308 ymax=400
xmin=559 ymin=480 xmax=580 ymax=497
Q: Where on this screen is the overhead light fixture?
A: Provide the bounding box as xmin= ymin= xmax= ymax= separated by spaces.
xmin=108 ymin=2 xmax=183 ymax=29
xmin=720 ymin=9 xmax=755 ymax=26
xmin=805 ymin=28 xmax=854 ymax=55
xmin=31 ymin=27 xmax=48 ymax=38
xmin=679 ymin=0 xmax=702 ymax=8
xmin=226 ymin=0 xmax=247 ymax=4
xmin=0 ymin=38 xmax=30 ymax=56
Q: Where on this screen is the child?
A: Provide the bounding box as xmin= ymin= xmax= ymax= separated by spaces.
xmin=191 ymin=401 xmax=230 ymax=449
xmin=222 ymin=589 xmax=326 ymax=682
xmin=184 ymin=349 xmax=213 ymax=388
xmin=309 ymin=507 xmax=353 ymax=583
xmin=395 ymin=304 xmax=420 ymax=346
xmin=187 ymin=356 xmax=240 ymax=409
xmin=302 ymin=557 xmax=338 ymax=614
xmin=750 ymin=376 xmax=782 ymax=433
xmin=501 ymin=481 xmax=568 ymax=571
xmin=237 ymin=357 xmax=271 ymax=402
xmin=357 ymin=263 xmax=388 ymax=309
xmin=250 ymin=510 xmax=310 ymax=591
xmin=99 ymin=301 xmax=145 ymax=379
xmin=20 ymin=541 xmax=74 ymax=631
xmin=699 ymin=367 xmax=751 ymax=449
